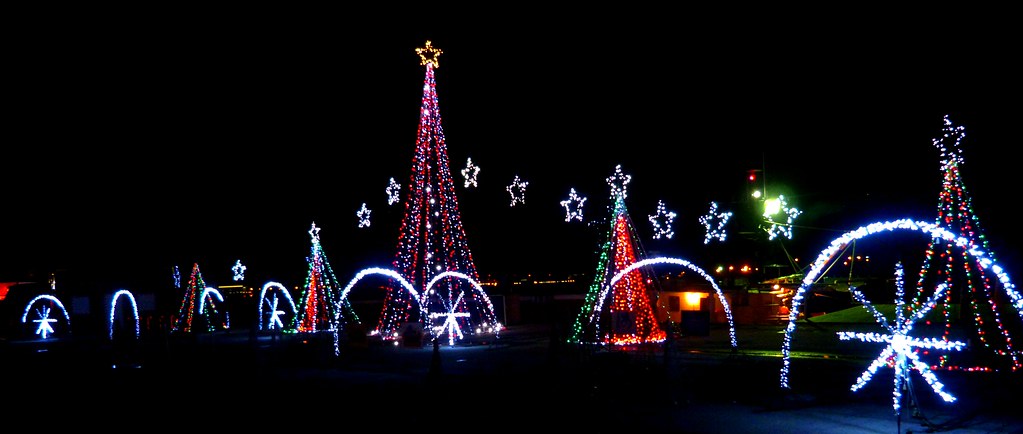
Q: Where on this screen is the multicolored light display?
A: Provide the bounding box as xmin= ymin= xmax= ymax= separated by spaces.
xmin=172 ymin=263 xmax=224 ymax=333
xmin=377 ymin=42 xmax=498 ymax=343
xmin=568 ymin=187 xmax=666 ymax=345
xmin=911 ymin=115 xmax=1022 ymax=372
xmin=295 ymin=222 xmax=360 ymax=333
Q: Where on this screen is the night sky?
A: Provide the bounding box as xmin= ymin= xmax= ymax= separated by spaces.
xmin=4 ymin=18 xmax=1021 ymax=294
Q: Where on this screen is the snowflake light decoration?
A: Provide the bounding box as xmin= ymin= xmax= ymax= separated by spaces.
xmin=560 ymin=188 xmax=587 ymax=222
xmin=386 ymin=177 xmax=401 ymax=205
xmin=461 ymin=157 xmax=480 ymax=188
xmin=266 ymin=295 xmax=286 ymax=330
xmin=647 ymin=200 xmax=676 ymax=239
xmin=763 ymin=194 xmax=801 ymax=240
xmin=33 ymin=306 xmax=57 ymax=339
xmin=606 ymin=164 xmax=631 ymax=200
xmin=357 ymin=203 xmax=372 ymax=228
xmin=699 ymin=201 xmax=733 ymax=244
xmin=232 ymin=259 xmax=246 ymax=282
xmin=506 ymin=175 xmax=528 ymax=207
xmin=837 ymin=262 xmax=966 ymax=416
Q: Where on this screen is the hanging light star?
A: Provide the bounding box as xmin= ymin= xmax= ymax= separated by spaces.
xmin=763 ymin=194 xmax=801 ymax=240
xmin=507 ymin=175 xmax=528 ymax=207
xmin=416 ymin=40 xmax=442 ymax=68
xmin=648 ymin=200 xmax=677 ymax=240
xmin=699 ymin=201 xmax=733 ymax=244
xmin=560 ymin=188 xmax=587 ymax=222
xmin=837 ymin=262 xmax=966 ymax=416
xmin=172 ymin=265 xmax=181 ymax=289
xmin=606 ymin=164 xmax=631 ymax=200
xmin=232 ymin=259 xmax=246 ymax=282
xmin=386 ymin=177 xmax=401 ymax=205
xmin=357 ymin=203 xmax=372 ymax=228
xmin=461 ymin=157 xmax=480 ymax=188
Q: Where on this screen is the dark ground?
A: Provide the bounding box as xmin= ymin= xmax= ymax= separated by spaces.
xmin=3 ymin=323 xmax=1022 ymax=433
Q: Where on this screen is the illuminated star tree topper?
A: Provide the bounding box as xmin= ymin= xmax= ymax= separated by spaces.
xmin=386 ymin=177 xmax=401 ymax=205
xmin=461 ymin=157 xmax=480 ymax=188
xmin=507 ymin=175 xmax=528 ymax=207
xmin=647 ymin=199 xmax=677 ymax=240
xmin=560 ymin=188 xmax=587 ymax=222
xmin=606 ymin=164 xmax=631 ymax=200
xmin=699 ymin=201 xmax=733 ymax=244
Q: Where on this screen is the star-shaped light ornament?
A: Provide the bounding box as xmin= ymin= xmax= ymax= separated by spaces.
xmin=357 ymin=203 xmax=372 ymax=228
xmin=232 ymin=258 xmax=245 ymax=282
xmin=699 ymin=201 xmax=733 ymax=244
xmin=507 ymin=175 xmax=528 ymax=207
xmin=933 ymin=114 xmax=966 ymax=168
xmin=837 ymin=262 xmax=966 ymax=416
xmin=461 ymin=157 xmax=480 ymax=188
xmin=560 ymin=188 xmax=587 ymax=222
xmin=648 ymin=200 xmax=677 ymax=239
xmin=172 ymin=265 xmax=181 ymax=289
xmin=763 ymin=195 xmax=801 ymax=240
xmin=606 ymin=164 xmax=631 ymax=200
xmin=416 ymin=40 xmax=442 ymax=68
xmin=386 ymin=177 xmax=401 ymax=205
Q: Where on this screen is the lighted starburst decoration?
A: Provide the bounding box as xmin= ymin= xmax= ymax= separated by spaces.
xmin=461 ymin=157 xmax=480 ymax=188
xmin=33 ymin=306 xmax=57 ymax=339
xmin=606 ymin=164 xmax=631 ymax=200
xmin=232 ymin=259 xmax=246 ymax=282
xmin=265 ymin=295 xmax=285 ymax=330
xmin=648 ymin=199 xmax=677 ymax=239
xmin=386 ymin=177 xmax=401 ymax=205
xmin=763 ymin=194 xmax=801 ymax=240
xmin=507 ymin=175 xmax=528 ymax=207
xmin=416 ymin=40 xmax=442 ymax=68
xmin=699 ymin=201 xmax=733 ymax=244
xmin=837 ymin=262 xmax=966 ymax=416
xmin=560 ymin=188 xmax=587 ymax=222
xmin=356 ymin=203 xmax=372 ymax=228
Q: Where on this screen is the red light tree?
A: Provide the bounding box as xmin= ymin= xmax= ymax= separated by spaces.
xmin=294 ymin=222 xmax=359 ymax=333
xmin=172 ymin=263 xmax=224 ymax=333
xmin=569 ymin=167 xmax=666 ymax=345
xmin=376 ymin=41 xmax=499 ymax=342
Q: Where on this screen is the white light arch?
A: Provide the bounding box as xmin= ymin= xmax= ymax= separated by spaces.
xmin=779 ymin=219 xmax=1021 ymax=389
xmin=258 ymin=281 xmax=298 ymax=331
xmin=109 ymin=289 xmax=140 ymax=340
xmin=591 ymin=257 xmax=738 ymax=348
